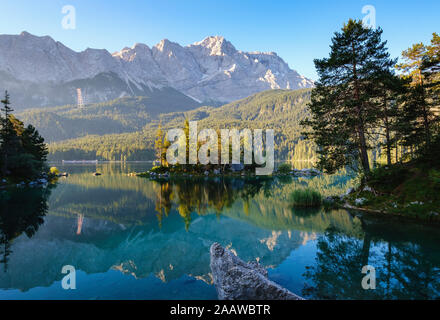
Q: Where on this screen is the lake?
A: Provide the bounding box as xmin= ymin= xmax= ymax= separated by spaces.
xmin=0 ymin=162 xmax=439 ymax=300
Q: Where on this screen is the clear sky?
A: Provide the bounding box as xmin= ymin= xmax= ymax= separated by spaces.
xmin=1 ymin=0 xmax=439 ymax=80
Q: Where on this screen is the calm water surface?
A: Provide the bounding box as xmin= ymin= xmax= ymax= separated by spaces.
xmin=0 ymin=162 xmax=439 ymax=300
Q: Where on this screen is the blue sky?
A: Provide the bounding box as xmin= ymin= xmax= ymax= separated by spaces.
xmin=1 ymin=0 xmax=439 ymax=80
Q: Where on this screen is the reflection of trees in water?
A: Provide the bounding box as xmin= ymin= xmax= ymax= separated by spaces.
xmin=153 ymin=177 xmax=277 ymax=230
xmin=382 ymin=241 xmax=440 ymax=299
xmin=0 ymin=187 xmax=52 ymax=271
xmin=303 ymin=220 xmax=440 ymax=300
xmin=50 ymin=164 xmax=356 ymax=229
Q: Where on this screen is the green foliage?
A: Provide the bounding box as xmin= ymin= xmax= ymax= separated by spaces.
xmin=347 ymin=149 xmax=440 ymax=220
xmin=17 ymin=92 xmax=201 ymax=142
xmin=290 ymin=188 xmax=322 ymax=207
xmin=0 ymin=91 xmax=48 ymax=181
xmin=150 ymin=166 xmax=169 ymax=174
xmin=45 ymin=89 xmax=315 ymax=162
xmin=302 ymin=19 xmax=397 ymax=175
xmin=50 ymin=167 xmax=60 ymax=176
xmin=396 ymin=32 xmax=440 ymax=152
xmin=428 ymin=169 xmax=440 ymax=186
xmin=367 ymin=165 xmax=409 ymax=193
xmin=277 ymin=163 xmax=292 ymax=174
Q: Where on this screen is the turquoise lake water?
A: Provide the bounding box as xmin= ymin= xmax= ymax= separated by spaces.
xmin=0 ymin=162 xmax=439 ymax=299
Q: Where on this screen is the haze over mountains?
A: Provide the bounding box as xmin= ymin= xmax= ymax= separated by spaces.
xmin=0 ymin=31 xmax=313 ymax=109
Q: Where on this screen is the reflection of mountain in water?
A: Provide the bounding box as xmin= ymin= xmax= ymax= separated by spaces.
xmin=48 ymin=170 xmax=356 ymax=228
xmin=0 ymin=213 xmax=308 ymax=291
xmin=0 ymin=170 xmax=355 ymax=292
xmin=1 ymin=165 xmax=439 ymax=299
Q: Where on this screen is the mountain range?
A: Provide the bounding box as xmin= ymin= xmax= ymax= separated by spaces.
xmin=0 ymin=31 xmax=313 ymax=109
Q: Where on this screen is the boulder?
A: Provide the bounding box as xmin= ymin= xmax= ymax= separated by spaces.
xmin=210 ymin=243 xmax=304 ymax=300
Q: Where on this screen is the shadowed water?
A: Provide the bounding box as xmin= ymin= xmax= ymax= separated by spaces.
xmin=0 ymin=162 xmax=439 ymax=300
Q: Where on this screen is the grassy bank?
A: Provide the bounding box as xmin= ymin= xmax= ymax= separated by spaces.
xmin=344 ymin=156 xmax=440 ymax=222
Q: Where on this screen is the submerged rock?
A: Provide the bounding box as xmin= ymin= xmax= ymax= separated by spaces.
xmin=209 ymin=243 xmax=304 ymax=300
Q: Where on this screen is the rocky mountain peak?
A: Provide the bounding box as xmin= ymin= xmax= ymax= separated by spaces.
xmin=154 ymin=39 xmax=183 ymax=53
xmin=191 ymin=35 xmax=237 ymax=56
xmin=20 ymin=31 xmax=32 ymax=37
xmin=0 ymin=32 xmax=314 ymax=107
xmin=113 ymin=43 xmax=152 ymax=61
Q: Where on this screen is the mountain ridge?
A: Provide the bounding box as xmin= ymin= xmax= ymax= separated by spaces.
xmin=0 ymin=32 xmax=314 ymax=108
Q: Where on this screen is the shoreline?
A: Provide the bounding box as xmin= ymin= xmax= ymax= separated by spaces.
xmin=342 ymin=203 xmax=440 ymax=226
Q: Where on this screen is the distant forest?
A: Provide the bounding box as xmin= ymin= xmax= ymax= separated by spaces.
xmin=18 ymin=89 xmax=318 ymax=162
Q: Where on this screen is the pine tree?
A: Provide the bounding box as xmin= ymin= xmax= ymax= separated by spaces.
xmin=302 ymin=20 xmax=396 ymax=174
xmin=422 ymin=33 xmax=440 ymax=127
xmin=371 ymin=72 xmax=404 ymax=165
xmin=162 ymin=136 xmax=171 ymax=167
xmin=22 ymin=125 xmax=48 ymax=165
xmin=0 ymin=92 xmax=48 ymax=180
xmin=0 ymin=91 xmax=20 ymax=177
xmin=154 ymin=123 xmax=163 ymax=166
xmin=396 ymin=33 xmax=440 ymax=148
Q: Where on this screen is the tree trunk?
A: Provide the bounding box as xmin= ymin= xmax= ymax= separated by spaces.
xmin=358 ymin=127 xmax=371 ymax=173
xmin=422 ymin=103 xmax=431 ymax=147
xmin=419 ymin=76 xmax=431 ymax=147
xmin=352 ymin=42 xmax=370 ymax=174
xmin=383 ymin=97 xmax=392 ymax=166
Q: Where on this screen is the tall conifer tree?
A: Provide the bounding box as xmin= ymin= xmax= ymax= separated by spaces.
xmin=302 ymin=20 xmax=396 ymax=174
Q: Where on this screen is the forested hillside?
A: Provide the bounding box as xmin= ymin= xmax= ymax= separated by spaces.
xmin=43 ymin=89 xmax=317 ymax=162
xmin=17 ymin=88 xmax=201 ymax=142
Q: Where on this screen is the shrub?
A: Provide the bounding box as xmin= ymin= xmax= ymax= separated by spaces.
xmin=429 ymin=169 xmax=440 ymax=187
xmin=277 ymin=163 xmax=292 ymax=174
xmin=150 ymin=166 xmax=168 ymax=174
xmin=367 ymin=165 xmax=409 ymax=192
xmin=50 ymin=167 xmax=60 ymax=176
xmin=290 ymin=188 xmax=322 ymax=207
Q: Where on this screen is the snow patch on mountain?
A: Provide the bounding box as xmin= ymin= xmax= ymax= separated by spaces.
xmin=0 ymin=32 xmax=314 ymax=106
